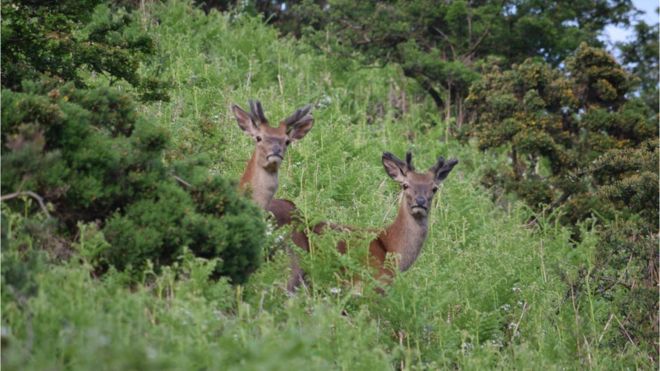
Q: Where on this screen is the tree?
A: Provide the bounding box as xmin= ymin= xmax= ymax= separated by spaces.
xmin=283 ymin=0 xmax=634 ymax=128
xmin=466 ymin=43 xmax=657 ymax=227
xmin=617 ymin=19 xmax=659 ymax=114
xmin=1 ymin=0 xmax=168 ymax=101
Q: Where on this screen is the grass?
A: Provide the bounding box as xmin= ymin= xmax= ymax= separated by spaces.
xmin=1 ymin=1 xmax=654 ymax=369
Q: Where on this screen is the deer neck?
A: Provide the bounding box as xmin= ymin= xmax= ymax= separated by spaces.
xmin=380 ymin=198 xmax=429 ymax=272
xmin=239 ymin=151 xmax=279 ymax=209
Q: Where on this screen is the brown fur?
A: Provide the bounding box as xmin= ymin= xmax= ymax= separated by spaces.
xmin=233 ymin=102 xmax=313 ymax=209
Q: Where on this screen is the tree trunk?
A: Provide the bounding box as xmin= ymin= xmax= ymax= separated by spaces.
xmin=445 ymin=82 xmax=452 ymax=123
xmin=511 ymin=149 xmax=521 ymax=180
xmin=456 ymin=94 xmax=464 ymax=130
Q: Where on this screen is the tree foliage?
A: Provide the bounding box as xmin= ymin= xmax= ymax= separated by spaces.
xmin=281 ymin=0 xmax=634 ymax=127
xmin=1 ymin=0 xmax=168 ymax=101
xmin=617 ymin=19 xmax=659 ymax=113
xmin=466 ymin=43 xmax=657 ymax=228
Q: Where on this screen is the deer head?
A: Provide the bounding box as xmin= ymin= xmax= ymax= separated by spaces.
xmin=382 ymin=151 xmax=458 ymax=218
xmin=232 ymin=100 xmax=314 ymax=173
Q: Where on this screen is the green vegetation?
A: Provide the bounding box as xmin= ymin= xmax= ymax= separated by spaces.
xmin=2 ymin=0 xmax=657 ymax=369
xmin=466 ymin=43 xmax=657 ymax=226
xmin=1 ymin=0 xmax=167 ymax=100
xmin=618 ymin=19 xmax=659 ymax=113
xmin=1 ymin=1 xmax=266 ymax=283
xmin=466 ymin=43 xmax=658 ymax=358
xmin=282 ymin=0 xmax=634 ymax=126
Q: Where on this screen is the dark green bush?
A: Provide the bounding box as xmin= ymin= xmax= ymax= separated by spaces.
xmin=1 ymin=0 xmax=266 ymax=284
xmin=2 ymin=81 xmax=165 ymax=226
xmin=2 ymin=78 xmax=265 ymax=283
xmin=101 ymin=165 xmax=265 ymax=283
xmin=466 ymin=44 xmax=658 ymax=228
xmin=590 ymin=220 xmax=658 ymax=355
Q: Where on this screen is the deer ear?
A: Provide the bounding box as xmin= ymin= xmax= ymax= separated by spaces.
xmin=285 ymin=105 xmax=314 ymax=141
xmin=231 ymin=104 xmax=258 ymax=136
xmin=433 ymin=158 xmax=458 ymax=182
xmin=288 ymin=118 xmax=314 ymax=141
xmin=382 ymin=152 xmax=407 ymax=183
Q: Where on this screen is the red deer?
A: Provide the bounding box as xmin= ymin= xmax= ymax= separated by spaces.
xmin=310 ymin=151 xmax=458 ymax=291
xmin=231 ymin=100 xmax=313 ymax=287
xmin=231 ymin=100 xmax=313 ymax=210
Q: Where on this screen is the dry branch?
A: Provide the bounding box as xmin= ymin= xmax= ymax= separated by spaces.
xmin=0 ymin=191 xmax=51 ymax=218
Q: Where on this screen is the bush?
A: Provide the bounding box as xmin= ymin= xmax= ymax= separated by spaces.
xmin=465 ymin=44 xmax=658 ymax=229
xmin=101 ymin=163 xmax=265 ymax=283
xmin=2 ymin=77 xmax=265 ymax=283
xmin=592 ymin=221 xmax=658 ymax=355
xmin=1 ymin=0 xmax=266 ymax=283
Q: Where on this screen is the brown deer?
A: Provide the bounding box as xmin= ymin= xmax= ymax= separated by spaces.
xmin=310 ymin=151 xmax=458 ymax=291
xmin=231 ymin=100 xmax=314 ymax=287
xmin=231 ymin=100 xmax=313 ymax=210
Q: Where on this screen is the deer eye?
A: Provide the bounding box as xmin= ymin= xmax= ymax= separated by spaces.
xmin=256 ymin=136 xmax=262 ymax=142
xmin=402 ymin=183 xmax=409 ymax=190
xmin=285 ymin=139 xmax=291 ymax=146
xmin=432 ymin=186 xmax=438 ymax=193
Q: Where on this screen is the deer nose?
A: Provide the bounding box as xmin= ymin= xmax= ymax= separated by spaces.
xmin=415 ymin=196 xmax=427 ymax=207
xmin=271 ymin=145 xmax=283 ymax=156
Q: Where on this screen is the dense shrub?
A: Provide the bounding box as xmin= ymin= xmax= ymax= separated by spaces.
xmin=1 ymin=1 xmax=266 ymax=283
xmin=101 ymin=162 xmax=265 ymax=282
xmin=2 ymin=80 xmax=162 ymax=226
xmin=593 ymin=221 xmax=658 ymax=349
xmin=2 ymin=78 xmax=265 ymax=283
xmin=466 ymin=44 xmax=658 ymax=227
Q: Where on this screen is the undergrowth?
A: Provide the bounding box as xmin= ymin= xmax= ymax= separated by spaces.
xmin=1 ymin=1 xmax=654 ymax=369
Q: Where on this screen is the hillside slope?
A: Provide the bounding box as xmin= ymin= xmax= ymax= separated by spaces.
xmin=2 ymin=1 xmax=652 ymax=369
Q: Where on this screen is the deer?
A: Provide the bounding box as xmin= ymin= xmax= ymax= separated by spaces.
xmin=231 ymin=100 xmax=313 ymax=210
xmin=308 ymin=151 xmax=459 ymax=291
xmin=231 ymin=100 xmax=314 ymax=287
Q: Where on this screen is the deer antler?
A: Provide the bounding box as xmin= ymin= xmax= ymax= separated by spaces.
xmin=249 ymin=100 xmax=268 ymax=125
xmin=405 ymin=151 xmax=415 ymax=171
xmin=283 ymin=105 xmax=312 ymax=131
xmin=429 ymin=156 xmax=446 ymax=174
